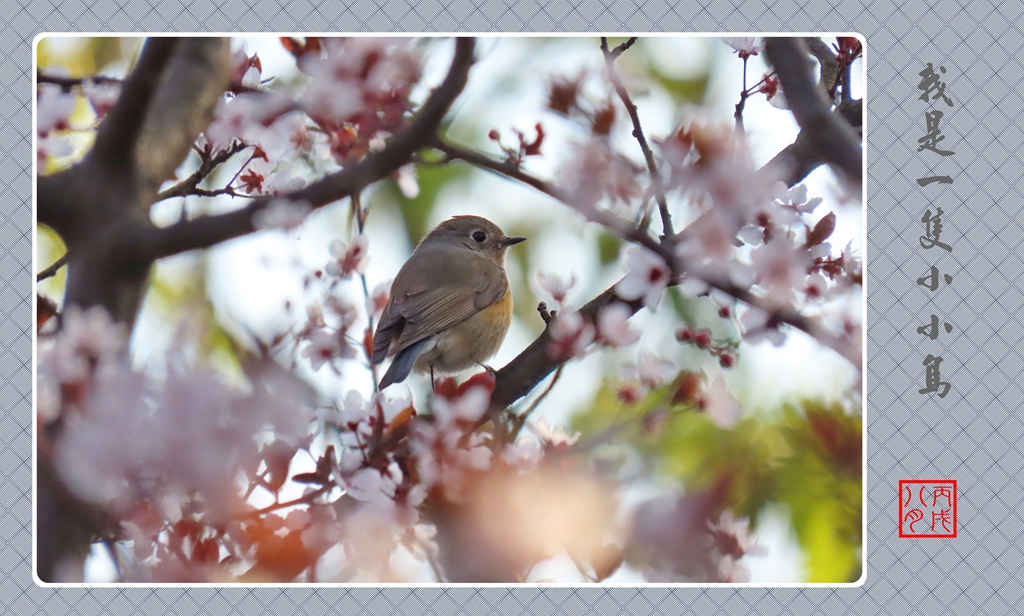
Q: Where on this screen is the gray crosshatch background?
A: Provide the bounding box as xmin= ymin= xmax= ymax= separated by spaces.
xmin=4 ymin=0 xmax=1024 ymax=612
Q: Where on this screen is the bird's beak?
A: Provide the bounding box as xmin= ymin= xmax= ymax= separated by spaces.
xmin=501 ymin=236 xmax=526 ymax=246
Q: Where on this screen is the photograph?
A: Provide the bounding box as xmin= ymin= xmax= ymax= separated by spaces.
xmin=34 ymin=34 xmax=864 ymax=584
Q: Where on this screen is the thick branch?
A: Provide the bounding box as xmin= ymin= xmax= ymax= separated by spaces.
xmin=133 ymin=38 xmax=232 ymax=206
xmin=137 ymin=37 xmax=477 ymax=261
xmin=39 ymin=39 xmax=230 ymax=242
xmin=803 ymin=37 xmax=839 ymax=98
xmin=758 ymin=98 xmax=863 ymax=187
xmin=764 ymin=38 xmax=861 ymax=189
xmin=88 ymin=38 xmax=179 ymax=170
xmin=489 ymin=288 xmax=641 ymax=414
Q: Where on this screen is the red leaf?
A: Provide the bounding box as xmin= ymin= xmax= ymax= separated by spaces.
xmin=522 ymin=122 xmax=545 ymax=156
xmin=192 ymin=537 xmax=220 ymax=565
xmin=457 ymin=370 xmax=496 ymax=397
xmin=433 ymin=376 xmax=459 ymax=400
xmin=384 ymin=404 xmax=417 ymax=439
xmin=592 ymin=103 xmax=616 ymax=136
xmin=806 ymin=211 xmax=836 ymax=247
xmin=363 ymin=327 xmax=374 ymax=361
xmin=37 ymin=294 xmax=58 ymax=331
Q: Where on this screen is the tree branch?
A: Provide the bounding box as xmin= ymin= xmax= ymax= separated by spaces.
xmin=87 ymin=38 xmax=180 ymax=170
xmin=154 ymin=141 xmax=249 ymax=201
xmin=37 ymin=72 xmax=123 ymax=90
xmin=137 ymin=37 xmax=477 ymax=261
xmin=600 ymin=37 xmax=673 ymax=238
xmin=37 ymin=253 xmax=69 ymax=282
xmin=803 ymin=37 xmax=839 ymax=98
xmin=763 ymin=38 xmax=862 ymax=190
xmin=758 ymin=98 xmax=863 ymax=187
xmin=133 ymin=38 xmax=233 ymax=206
xmin=489 ymin=288 xmax=641 ymax=414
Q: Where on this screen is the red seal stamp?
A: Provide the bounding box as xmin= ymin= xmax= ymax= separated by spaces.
xmin=899 ymin=480 xmax=956 ymax=538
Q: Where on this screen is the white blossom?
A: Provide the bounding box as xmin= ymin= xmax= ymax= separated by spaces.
xmin=37 ymin=82 xmax=76 ymax=136
xmin=636 ymin=350 xmax=677 ymax=389
xmin=536 ymin=272 xmax=577 ymax=305
xmin=325 ymin=236 xmax=369 ymax=278
xmin=722 ymin=37 xmax=761 ymax=59
xmin=547 ymin=310 xmax=595 ymax=359
xmin=596 ymin=302 xmax=640 ymax=347
xmin=615 ymin=245 xmax=671 ymax=310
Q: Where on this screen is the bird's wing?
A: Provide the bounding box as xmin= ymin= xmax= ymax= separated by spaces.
xmin=371 ymin=244 xmax=508 ymax=364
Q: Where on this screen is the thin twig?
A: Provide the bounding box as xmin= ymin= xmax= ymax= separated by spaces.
xmin=600 ymin=37 xmax=673 ymax=239
xmin=421 ymin=539 xmax=447 ymax=582
xmin=350 ymin=191 xmax=381 ymax=391
xmin=734 ymin=57 xmax=749 ymax=135
xmin=433 ymin=138 xmax=664 ymax=257
xmin=238 ymin=484 xmax=335 ymax=519
xmin=37 ymin=253 xmax=69 ymax=282
xmin=509 ymin=365 xmax=564 ymax=440
xmin=155 ymin=141 xmax=249 ymax=201
xmin=608 ymin=37 xmax=638 ymax=59
xmin=37 ymin=73 xmax=123 ymax=90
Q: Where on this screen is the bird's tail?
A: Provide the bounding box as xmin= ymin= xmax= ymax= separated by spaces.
xmin=378 ymin=338 xmax=429 ymax=389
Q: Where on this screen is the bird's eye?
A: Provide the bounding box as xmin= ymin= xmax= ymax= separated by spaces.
xmin=472 ymin=231 xmax=487 ymax=243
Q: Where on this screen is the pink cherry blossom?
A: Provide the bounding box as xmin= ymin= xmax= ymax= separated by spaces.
xmin=37 ymin=134 xmax=73 ymax=162
xmin=536 ymin=272 xmax=578 ymax=305
xmin=345 ymin=467 xmax=385 ymax=501
xmin=722 ymin=37 xmax=761 ymax=59
xmin=596 ymin=302 xmax=640 ymax=347
xmin=773 ymin=181 xmax=823 ymax=214
xmin=433 ymin=386 xmax=490 ymax=425
xmin=300 ymin=328 xmax=349 ymax=371
xmin=325 ymin=236 xmax=369 ymax=278
xmin=636 ymin=350 xmax=677 ymax=389
xmin=615 ymin=245 xmax=671 ymax=310
xmin=750 ymin=240 xmax=811 ymax=308
xmin=739 ymin=307 xmax=787 ymax=346
xmin=547 ymin=310 xmax=595 ymax=359
xmin=501 ymin=435 xmax=542 ymax=471
xmin=709 ymin=510 xmax=767 ymax=559
xmin=370 ymin=281 xmax=391 ymax=316
xmin=533 ymin=417 xmax=580 ymax=447
xmin=395 ymin=164 xmax=420 ymax=198
xmin=702 ymin=376 xmax=741 ymax=429
xmin=82 ymin=79 xmax=120 ymax=118
xmin=204 ymin=95 xmax=256 ymax=152
xmin=37 ymin=82 xmax=76 ymax=136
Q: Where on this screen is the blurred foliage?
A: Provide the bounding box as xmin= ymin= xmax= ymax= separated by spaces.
xmin=36 ymin=226 xmax=67 ymax=302
xmin=572 ymin=380 xmax=862 ymax=582
xmin=37 ymin=36 xmax=135 ymax=77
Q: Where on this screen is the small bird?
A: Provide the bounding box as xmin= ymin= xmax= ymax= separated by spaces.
xmin=372 ymin=215 xmax=525 ymax=389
